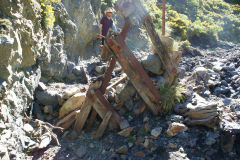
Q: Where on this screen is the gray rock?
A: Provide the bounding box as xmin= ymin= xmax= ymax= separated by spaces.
xmin=75 ymin=146 xmax=87 ymax=158
xmin=151 ymin=127 xmax=162 ymax=138
xmin=120 ymin=120 xmax=130 ymax=130
xmin=118 ymin=82 xmax=136 ymax=103
xmin=141 ymin=54 xmax=163 ymax=75
xmin=38 ymin=82 xmax=47 ymax=91
xmin=178 ymin=67 xmax=186 ymax=79
xmin=33 ymin=103 xmax=44 ymax=120
xmin=43 ymin=105 xmax=54 ymax=114
xmin=205 ymin=131 xmax=219 ymax=146
xmin=214 ymin=86 xmax=231 ymax=96
xmin=36 ymin=90 xmax=59 ymax=106
xmin=116 ymin=145 xmax=128 ymax=154
xmin=168 ymin=115 xmax=184 ymax=123
xmin=23 ymin=124 xmax=34 ymax=134
xmin=194 ymin=67 xmax=210 ymax=83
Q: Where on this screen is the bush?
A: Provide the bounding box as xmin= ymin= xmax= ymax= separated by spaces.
xmin=40 ymin=0 xmax=60 ymax=29
xmin=163 ymin=0 xmax=240 ymax=44
xmin=159 ymin=85 xmax=185 ymax=113
xmin=167 ymin=10 xmax=191 ymax=40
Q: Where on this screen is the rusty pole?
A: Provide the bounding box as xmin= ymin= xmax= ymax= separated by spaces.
xmin=162 ymin=0 xmax=166 ymax=36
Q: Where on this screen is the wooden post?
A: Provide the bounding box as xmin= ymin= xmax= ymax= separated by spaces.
xmin=162 ymin=0 xmax=166 ymax=36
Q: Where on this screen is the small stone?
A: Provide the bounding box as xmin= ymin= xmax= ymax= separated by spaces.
xmin=43 ymin=105 xmax=53 ymax=114
xmin=133 ymin=103 xmax=146 ymax=115
xmin=89 ymin=143 xmax=95 ymax=148
xmin=23 ymin=124 xmax=34 ymax=134
xmin=166 ymin=122 xmax=188 ymax=137
xmin=135 ymin=151 xmax=145 ymax=157
xmin=0 ymin=120 xmax=6 ymax=129
xmin=151 ymin=127 xmax=162 ymax=138
xmin=120 ymin=120 xmax=130 ymax=130
xmin=116 ymin=145 xmax=128 ymax=154
xmin=232 ymin=75 xmax=239 ymax=80
xmin=128 ymin=143 xmax=134 ymax=148
xmin=118 ymin=128 xmax=133 ymax=137
xmin=143 ymin=116 xmax=149 ymax=123
xmin=135 ymin=137 xmax=145 ymax=146
xmin=75 ymin=146 xmax=86 ymax=158
xmin=38 ymin=82 xmax=47 ymax=91
xmin=179 ymin=147 xmax=184 ymax=153
xmin=144 ymin=138 xmax=150 ymax=148
xmin=168 ymin=143 xmax=178 ymax=149
xmin=95 ymin=66 xmax=103 ymax=73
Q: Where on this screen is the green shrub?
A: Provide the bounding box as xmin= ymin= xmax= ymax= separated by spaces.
xmin=159 ymin=84 xmax=185 ymax=113
xmin=40 ymin=0 xmax=60 ymax=29
xmin=167 ymin=10 xmax=191 ymax=40
xmin=164 ymin=0 xmax=240 ymax=44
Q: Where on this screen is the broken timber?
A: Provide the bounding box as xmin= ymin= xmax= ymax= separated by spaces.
xmin=105 ymin=18 xmax=162 ymax=115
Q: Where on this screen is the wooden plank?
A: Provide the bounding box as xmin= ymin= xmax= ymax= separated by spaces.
xmin=100 ymin=57 xmax=116 ymax=93
xmin=95 ymin=89 xmax=122 ymax=124
xmin=57 ymin=109 xmax=80 ymax=130
xmin=86 ymin=109 xmax=98 ymax=131
xmin=94 ymin=111 xmax=112 ymax=138
xmin=106 ymin=38 xmax=162 ymax=115
xmin=74 ymin=94 xmax=93 ymax=132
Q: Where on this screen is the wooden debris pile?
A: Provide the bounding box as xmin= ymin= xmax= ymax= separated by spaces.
xmin=57 ymin=0 xmax=183 ymax=138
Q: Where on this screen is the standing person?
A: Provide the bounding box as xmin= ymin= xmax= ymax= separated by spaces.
xmin=98 ymin=7 xmax=114 ymax=47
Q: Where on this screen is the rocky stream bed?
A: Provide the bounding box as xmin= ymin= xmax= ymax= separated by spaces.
xmin=26 ymin=42 xmax=240 ymax=160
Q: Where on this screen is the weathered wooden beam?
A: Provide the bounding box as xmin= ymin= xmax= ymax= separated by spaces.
xmin=115 ymin=0 xmax=177 ymax=85
xmin=106 ymin=37 xmax=162 ymax=115
xmin=100 ymin=57 xmax=117 ymax=93
xmin=74 ymin=93 xmax=93 ymax=132
xmin=86 ymin=109 xmax=98 ymax=131
xmin=94 ymin=111 xmax=112 ymax=138
xmin=57 ymin=109 xmax=80 ymax=130
xmin=95 ymin=89 xmax=122 ymax=125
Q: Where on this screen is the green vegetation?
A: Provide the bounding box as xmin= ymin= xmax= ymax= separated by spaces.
xmin=127 ymin=136 xmax=136 ymax=143
xmin=159 ymin=85 xmax=185 ymax=113
xmin=40 ymin=0 xmax=60 ymax=29
xmin=166 ymin=0 xmax=240 ymax=45
xmin=140 ymin=128 xmax=149 ymax=136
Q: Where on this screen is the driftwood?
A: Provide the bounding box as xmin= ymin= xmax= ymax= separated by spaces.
xmin=94 ymin=111 xmax=112 ymax=138
xmin=174 ymin=94 xmax=219 ymax=128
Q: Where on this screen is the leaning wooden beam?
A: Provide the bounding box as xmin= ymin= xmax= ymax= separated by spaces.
xmin=74 ymin=94 xmax=93 ymax=132
xmin=86 ymin=57 xmax=117 ymax=131
xmin=115 ymin=0 xmax=177 ymax=85
xmin=94 ymin=111 xmax=112 ymax=138
xmin=106 ymin=36 xmax=162 ymax=115
xmin=86 ymin=109 xmax=98 ymax=131
xmin=95 ymin=89 xmax=122 ymax=125
xmin=57 ymin=109 xmax=80 ymax=130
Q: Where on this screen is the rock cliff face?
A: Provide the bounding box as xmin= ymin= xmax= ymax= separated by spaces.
xmin=0 ymin=0 xmax=102 ymax=158
xmin=0 ymin=0 xmax=49 ymax=159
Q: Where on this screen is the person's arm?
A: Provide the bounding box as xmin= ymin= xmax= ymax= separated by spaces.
xmin=98 ymin=24 xmax=103 ymax=38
